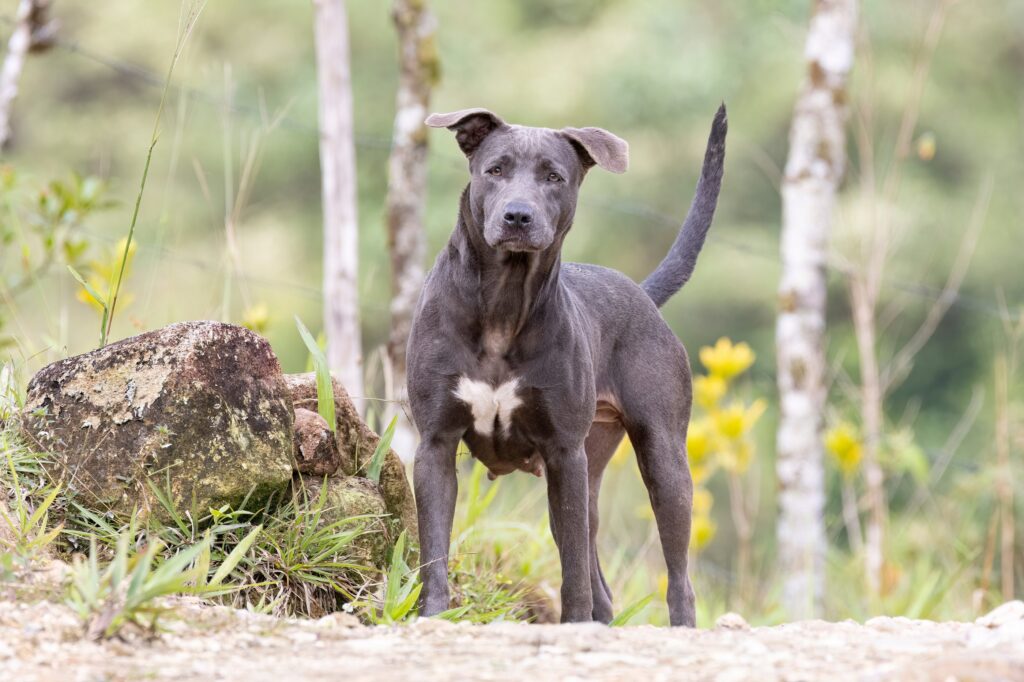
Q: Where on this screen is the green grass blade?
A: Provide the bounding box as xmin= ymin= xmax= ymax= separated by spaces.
xmin=367 ymin=416 xmax=397 ymax=484
xmin=610 ymin=593 xmax=654 ymax=627
xmin=295 ymin=316 xmax=336 ymax=432
xmin=209 ymin=524 xmax=262 ymax=587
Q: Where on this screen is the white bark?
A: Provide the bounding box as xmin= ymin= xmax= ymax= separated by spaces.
xmin=776 ymin=0 xmax=857 ymax=619
xmin=384 ymin=0 xmax=438 ymax=461
xmin=0 ymin=0 xmax=37 ymax=150
xmin=313 ymin=0 xmax=363 ymax=412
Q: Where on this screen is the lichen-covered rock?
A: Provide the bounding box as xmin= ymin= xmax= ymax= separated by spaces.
xmin=296 ymin=476 xmax=394 ymax=569
xmin=21 ymin=321 xmax=294 ymax=519
xmin=284 ymin=373 xmax=417 ymax=539
xmin=293 ymin=408 xmax=341 ymax=476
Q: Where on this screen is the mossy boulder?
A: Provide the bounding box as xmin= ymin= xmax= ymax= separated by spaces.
xmin=296 ymin=476 xmax=395 ymax=569
xmin=284 ymin=373 xmax=417 ymax=539
xmin=21 ymin=321 xmax=294 ymax=519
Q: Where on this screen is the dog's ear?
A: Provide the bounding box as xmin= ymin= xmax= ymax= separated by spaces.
xmin=425 ymin=108 xmax=506 ymax=158
xmin=560 ymin=127 xmax=629 ymax=174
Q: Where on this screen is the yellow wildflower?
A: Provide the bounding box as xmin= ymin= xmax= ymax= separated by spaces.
xmin=690 ymin=514 xmax=716 ymax=552
xmin=241 ymin=303 xmax=270 ymax=334
xmin=611 ymin=436 xmax=633 ymax=466
xmin=712 ymin=399 xmax=766 ymax=442
xmin=75 ymin=237 xmax=136 ymax=313
xmin=699 ymin=337 xmax=755 ymax=381
xmin=693 ymin=486 xmax=713 ymax=516
xmin=825 ymin=421 xmax=862 ymax=477
xmin=694 ymin=374 xmax=727 ymax=409
xmin=686 ymin=418 xmax=712 ymax=467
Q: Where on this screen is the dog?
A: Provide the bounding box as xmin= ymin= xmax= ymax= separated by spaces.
xmin=407 ymin=105 xmax=727 ymax=626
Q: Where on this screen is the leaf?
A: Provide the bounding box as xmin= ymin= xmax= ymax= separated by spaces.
xmin=610 ymin=593 xmax=654 ymax=626
xmin=367 ymin=416 xmax=397 ymax=484
xmin=209 ymin=525 xmax=262 ymax=587
xmin=295 ymin=316 xmax=336 ymax=433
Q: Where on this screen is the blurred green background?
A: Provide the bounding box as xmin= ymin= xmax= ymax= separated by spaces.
xmin=2 ymin=0 xmax=1022 ymax=624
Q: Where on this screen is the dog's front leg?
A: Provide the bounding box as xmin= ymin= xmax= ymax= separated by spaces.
xmin=544 ymin=444 xmax=593 ymax=623
xmin=414 ymin=433 xmax=459 ymax=617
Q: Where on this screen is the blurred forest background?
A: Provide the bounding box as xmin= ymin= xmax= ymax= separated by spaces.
xmin=2 ymin=0 xmax=1023 ymax=626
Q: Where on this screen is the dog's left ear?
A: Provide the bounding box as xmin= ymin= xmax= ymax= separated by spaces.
xmin=560 ymin=127 xmax=629 ymax=174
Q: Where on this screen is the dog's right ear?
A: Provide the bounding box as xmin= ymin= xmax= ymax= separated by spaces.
xmin=425 ymin=108 xmax=506 ymax=158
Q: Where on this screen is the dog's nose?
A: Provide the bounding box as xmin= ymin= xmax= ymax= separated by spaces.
xmin=502 ymin=202 xmax=533 ymax=229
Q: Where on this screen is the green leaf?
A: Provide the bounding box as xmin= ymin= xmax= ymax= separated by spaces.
xmin=610 ymin=593 xmax=654 ymax=627
xmin=209 ymin=524 xmax=262 ymax=587
xmin=295 ymin=316 xmax=336 ymax=433
xmin=367 ymin=416 xmax=397 ymax=484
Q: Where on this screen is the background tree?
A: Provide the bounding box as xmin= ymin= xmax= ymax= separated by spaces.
xmin=384 ymin=0 xmax=440 ymax=458
xmin=775 ymin=0 xmax=858 ymax=619
xmin=0 ymin=0 xmax=55 ymax=150
xmin=313 ymin=0 xmax=362 ymax=410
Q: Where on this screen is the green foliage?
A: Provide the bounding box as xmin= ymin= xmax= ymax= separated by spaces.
xmin=0 ymin=455 xmax=62 ymax=559
xmin=66 ymin=531 xmax=216 ymax=640
xmin=295 ymin=316 xmax=337 ymax=434
xmin=366 ymin=415 xmax=397 ymax=484
xmin=357 ymin=530 xmax=421 ymax=625
xmin=610 ymin=593 xmax=654 ymax=627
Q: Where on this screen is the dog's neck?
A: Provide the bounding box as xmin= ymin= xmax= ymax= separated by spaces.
xmin=449 ymin=188 xmax=564 ymax=346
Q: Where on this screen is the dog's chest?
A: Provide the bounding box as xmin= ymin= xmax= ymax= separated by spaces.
xmin=453 ymin=375 xmax=523 ymax=437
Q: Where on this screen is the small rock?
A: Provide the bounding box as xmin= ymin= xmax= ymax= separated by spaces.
xmin=284 ymin=373 xmax=417 ymax=539
xmin=293 ymin=408 xmax=342 ymax=476
xmin=715 ymin=612 xmax=750 ymax=630
xmin=976 ymin=601 xmax=1024 ymax=628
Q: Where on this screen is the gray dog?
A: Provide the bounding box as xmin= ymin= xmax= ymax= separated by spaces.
xmin=407 ymin=105 xmax=727 ymax=626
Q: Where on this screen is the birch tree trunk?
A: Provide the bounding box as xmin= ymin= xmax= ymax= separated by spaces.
xmin=0 ymin=0 xmax=53 ymax=150
xmin=384 ymin=0 xmax=439 ymax=460
xmin=776 ymin=0 xmax=857 ymax=620
xmin=313 ymin=0 xmax=363 ymax=412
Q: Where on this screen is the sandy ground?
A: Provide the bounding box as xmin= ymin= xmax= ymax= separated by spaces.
xmin=2 ymin=592 xmax=1024 ymax=682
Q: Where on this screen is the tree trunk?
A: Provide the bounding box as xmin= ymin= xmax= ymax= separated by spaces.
xmin=384 ymin=0 xmax=439 ymax=460
xmin=313 ymin=0 xmax=363 ymax=412
xmin=0 ymin=0 xmax=53 ymax=150
xmin=775 ymin=0 xmax=857 ymax=619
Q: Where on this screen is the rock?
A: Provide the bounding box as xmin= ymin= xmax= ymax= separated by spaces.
xmin=284 ymin=373 xmax=417 ymax=538
xmin=296 ymin=475 xmax=395 ymax=569
xmin=293 ymin=408 xmax=341 ymax=476
xmin=715 ymin=612 xmax=750 ymax=630
xmin=977 ymin=601 xmax=1024 ymax=628
xmin=21 ymin=321 xmax=294 ymax=519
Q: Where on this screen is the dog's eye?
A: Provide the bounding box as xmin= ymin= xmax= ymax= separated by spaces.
xmin=486 ymin=166 xmax=502 ymax=177
xmin=547 ymin=172 xmax=564 ymax=183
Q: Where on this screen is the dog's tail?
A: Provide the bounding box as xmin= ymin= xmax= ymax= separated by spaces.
xmin=641 ymin=104 xmax=727 ymax=308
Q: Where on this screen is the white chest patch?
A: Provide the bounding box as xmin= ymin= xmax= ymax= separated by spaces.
xmin=453 ymin=376 xmax=523 ymax=436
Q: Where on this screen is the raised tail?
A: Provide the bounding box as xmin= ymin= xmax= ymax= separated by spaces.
xmin=641 ymin=104 xmax=728 ymax=308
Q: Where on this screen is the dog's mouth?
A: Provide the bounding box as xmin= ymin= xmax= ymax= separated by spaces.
xmin=494 ymin=237 xmax=540 ymax=252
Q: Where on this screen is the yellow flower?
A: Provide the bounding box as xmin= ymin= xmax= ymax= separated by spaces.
xmin=694 ymin=374 xmax=727 ymax=409
xmin=699 ymin=337 xmax=755 ymax=381
xmin=611 ymin=436 xmax=633 ymax=466
xmin=712 ymin=399 xmax=766 ymax=442
xmin=241 ymin=303 xmax=270 ymax=334
xmin=690 ymin=514 xmax=716 ymax=552
xmin=825 ymin=421 xmax=862 ymax=477
xmin=719 ymin=439 xmax=754 ymax=474
xmin=75 ymin=237 xmax=136 ymax=313
xmin=693 ymin=486 xmax=713 ymax=516
xmin=686 ymin=418 xmax=712 ymax=467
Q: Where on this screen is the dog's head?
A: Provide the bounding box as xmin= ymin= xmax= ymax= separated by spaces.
xmin=427 ymin=108 xmax=628 ymax=253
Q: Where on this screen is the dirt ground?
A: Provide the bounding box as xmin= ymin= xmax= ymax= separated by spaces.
xmin=3 ymin=592 xmax=1024 ymax=682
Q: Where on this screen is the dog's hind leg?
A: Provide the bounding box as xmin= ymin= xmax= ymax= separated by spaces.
xmin=583 ymin=421 xmax=623 ymax=623
xmin=627 ymin=424 xmax=696 ymax=627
